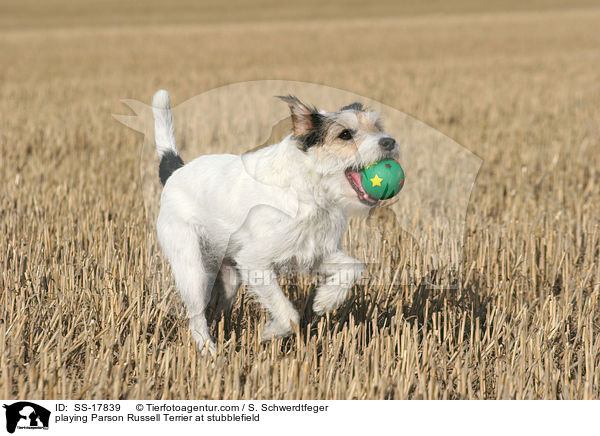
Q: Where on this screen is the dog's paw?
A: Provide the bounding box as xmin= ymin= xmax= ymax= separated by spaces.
xmin=261 ymin=318 xmax=297 ymax=342
xmin=192 ymin=334 xmax=216 ymax=356
xmin=198 ymin=339 xmax=216 ymax=356
xmin=312 ymin=297 xmax=334 ymax=316
xmin=313 ymin=288 xmax=348 ymax=315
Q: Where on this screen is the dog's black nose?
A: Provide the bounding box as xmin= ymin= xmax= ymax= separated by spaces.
xmin=379 ymin=137 xmax=396 ymax=151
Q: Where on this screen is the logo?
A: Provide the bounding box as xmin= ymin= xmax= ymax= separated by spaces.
xmin=2 ymin=402 xmax=50 ymax=434
xmin=114 ymin=80 xmax=482 ymax=302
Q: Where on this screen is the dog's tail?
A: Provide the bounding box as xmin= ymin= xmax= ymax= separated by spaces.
xmin=152 ymin=89 xmax=184 ymax=185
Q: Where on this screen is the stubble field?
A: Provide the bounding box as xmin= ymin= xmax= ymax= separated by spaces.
xmin=1 ymin=1 xmax=600 ymax=399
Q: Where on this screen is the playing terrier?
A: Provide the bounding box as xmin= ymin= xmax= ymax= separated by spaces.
xmin=152 ymin=90 xmax=403 ymax=353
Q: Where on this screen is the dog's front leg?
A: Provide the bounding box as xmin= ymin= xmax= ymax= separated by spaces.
xmin=244 ymin=268 xmax=300 ymax=341
xmin=313 ymin=251 xmax=364 ymax=315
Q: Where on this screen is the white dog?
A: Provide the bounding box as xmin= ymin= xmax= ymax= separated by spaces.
xmin=152 ymin=90 xmax=399 ymax=353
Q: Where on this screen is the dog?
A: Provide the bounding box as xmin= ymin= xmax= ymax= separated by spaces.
xmin=152 ymin=90 xmax=399 ymax=353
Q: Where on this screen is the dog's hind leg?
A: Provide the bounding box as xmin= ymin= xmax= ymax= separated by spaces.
xmin=209 ymin=264 xmax=241 ymax=318
xmin=157 ymin=213 xmax=217 ymax=354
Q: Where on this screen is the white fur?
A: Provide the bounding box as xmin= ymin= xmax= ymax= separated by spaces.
xmin=152 ymin=89 xmax=177 ymax=158
xmin=153 ymin=90 xmax=398 ymax=353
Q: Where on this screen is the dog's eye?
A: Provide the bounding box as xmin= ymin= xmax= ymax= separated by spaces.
xmin=338 ymin=129 xmax=354 ymax=141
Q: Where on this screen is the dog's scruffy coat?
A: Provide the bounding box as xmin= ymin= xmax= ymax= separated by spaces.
xmin=152 ymin=90 xmax=399 ymax=352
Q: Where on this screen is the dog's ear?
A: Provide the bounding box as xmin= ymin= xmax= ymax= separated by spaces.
xmin=277 ymin=95 xmax=319 ymax=137
xmin=277 ymin=95 xmax=329 ymax=150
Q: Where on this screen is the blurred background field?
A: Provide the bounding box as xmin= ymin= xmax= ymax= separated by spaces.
xmin=1 ymin=0 xmax=599 ymax=399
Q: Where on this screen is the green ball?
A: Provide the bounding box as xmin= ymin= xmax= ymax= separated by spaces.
xmin=361 ymin=159 xmax=405 ymax=200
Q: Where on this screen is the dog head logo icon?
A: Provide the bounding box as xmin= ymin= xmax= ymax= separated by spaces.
xmin=114 ymin=81 xmax=481 ymax=288
xmin=3 ymin=402 xmax=50 ymax=433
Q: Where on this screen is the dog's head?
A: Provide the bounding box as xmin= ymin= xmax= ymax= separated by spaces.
xmin=279 ymin=95 xmax=399 ymax=213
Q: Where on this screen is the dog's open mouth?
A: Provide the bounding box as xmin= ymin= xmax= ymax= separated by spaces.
xmin=344 ymin=168 xmax=379 ymax=206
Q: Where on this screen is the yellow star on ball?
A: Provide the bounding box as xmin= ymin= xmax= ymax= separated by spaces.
xmin=370 ymin=174 xmax=383 ymax=187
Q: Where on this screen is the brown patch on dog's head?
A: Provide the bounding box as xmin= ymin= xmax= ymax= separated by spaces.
xmin=338 ymin=102 xmax=384 ymax=132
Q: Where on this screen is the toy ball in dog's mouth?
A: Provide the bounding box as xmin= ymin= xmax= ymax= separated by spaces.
xmin=345 ymin=159 xmax=405 ymax=206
